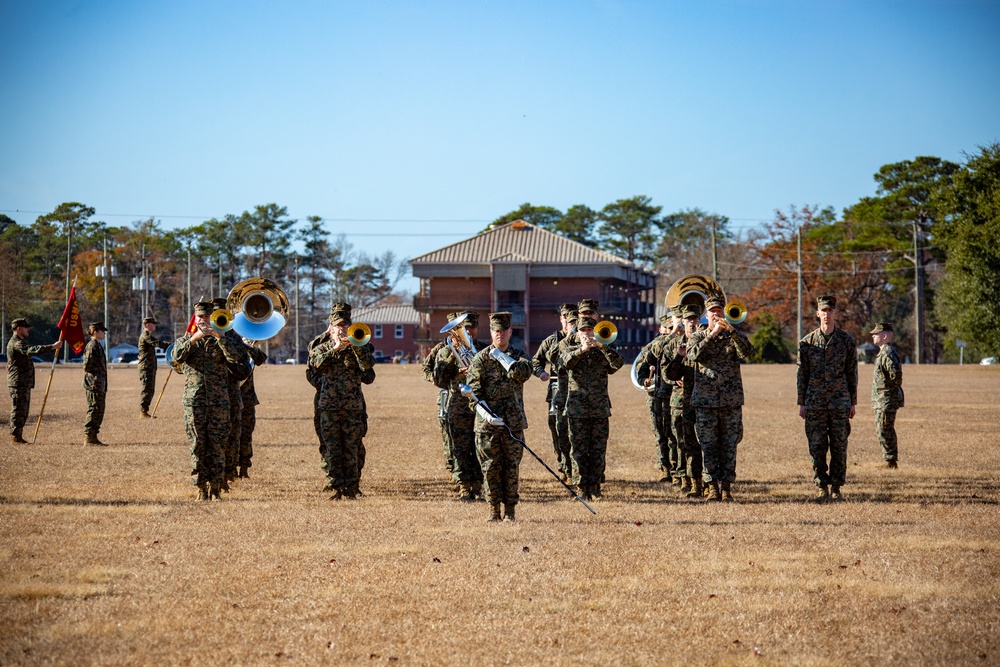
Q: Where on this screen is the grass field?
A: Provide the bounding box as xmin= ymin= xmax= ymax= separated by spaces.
xmin=1 ymin=362 xmax=998 ymax=666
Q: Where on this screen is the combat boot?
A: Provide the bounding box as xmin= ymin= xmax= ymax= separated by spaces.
xmin=721 ymin=481 xmax=734 ymax=502
xmin=884 ymin=460 xmax=898 ymax=469
xmin=592 ymin=483 xmax=602 ymax=499
xmin=457 ymin=482 xmax=476 ymax=502
xmin=670 ymin=476 xmax=682 ymax=487
xmin=831 ymin=486 xmax=844 ymax=501
xmin=209 ymin=481 xmax=222 ymax=500
xmin=140 ymin=410 xmax=151 ymax=418
xmin=487 ymin=504 xmax=502 ymax=522
xmin=238 ymin=466 xmax=250 ymax=479
xmin=503 ymin=503 xmax=516 ymax=523
xmin=11 ymin=434 xmax=28 ymax=444
xmin=706 ymin=480 xmax=722 ymax=501
xmin=219 ymin=478 xmax=230 ymax=493
xmin=197 ymin=482 xmax=210 ymax=501
xmin=471 ymin=481 xmax=484 ymax=501
xmin=813 ymin=485 xmax=830 ymax=503
xmin=687 ymin=478 xmax=704 ymax=498
xmin=680 ymin=476 xmax=693 ymax=493
xmin=85 ymin=433 xmax=106 ymax=446
xmin=658 ymin=467 xmax=670 ymax=483
xmin=344 ymin=483 xmax=361 ymax=499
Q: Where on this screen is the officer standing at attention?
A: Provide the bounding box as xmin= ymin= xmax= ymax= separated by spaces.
xmin=138 ymin=316 xmax=171 ymax=418
xmin=172 ymin=301 xmax=251 ymax=500
xmin=83 ymin=322 xmax=109 ymax=446
xmin=466 ymin=312 xmax=533 ymax=522
xmin=870 ymin=322 xmax=903 ymax=469
xmin=6 ymin=318 xmax=60 ymax=443
xmin=797 ymin=295 xmax=858 ymax=502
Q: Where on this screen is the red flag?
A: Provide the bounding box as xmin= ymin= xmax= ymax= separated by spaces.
xmin=186 ymin=312 xmax=198 ymax=334
xmin=57 ymin=286 xmax=87 ymax=354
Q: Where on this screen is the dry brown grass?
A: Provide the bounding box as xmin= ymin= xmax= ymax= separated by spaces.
xmin=1 ymin=362 xmax=998 ymax=666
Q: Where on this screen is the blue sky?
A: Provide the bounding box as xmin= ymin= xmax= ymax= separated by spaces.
xmin=2 ymin=1 xmax=997 ymax=293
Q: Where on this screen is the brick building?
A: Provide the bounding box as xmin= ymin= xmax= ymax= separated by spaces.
xmin=352 ymin=303 xmax=421 ymax=363
xmin=409 ymin=221 xmax=657 ymax=361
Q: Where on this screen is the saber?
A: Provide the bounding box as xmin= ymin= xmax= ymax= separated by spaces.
xmin=459 ymin=384 xmax=596 ymax=515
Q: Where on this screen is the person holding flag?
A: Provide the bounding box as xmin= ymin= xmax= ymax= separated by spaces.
xmin=138 ymin=316 xmax=171 ymax=418
xmin=6 ymin=319 xmax=61 ymax=444
xmin=83 ymin=322 xmax=109 ymax=446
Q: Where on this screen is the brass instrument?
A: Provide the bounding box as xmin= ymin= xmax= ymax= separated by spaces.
xmin=725 ymin=301 xmax=747 ymax=325
xmin=594 ymin=320 xmax=618 ymax=346
xmin=226 ymin=278 xmax=290 ymax=340
xmin=346 ymin=322 xmax=372 ymax=347
xmin=489 ymin=347 xmax=517 ymax=372
xmin=664 ymin=274 xmax=749 ymax=326
xmin=209 ymin=308 xmax=235 ymax=333
xmin=439 ymin=313 xmax=477 ymax=368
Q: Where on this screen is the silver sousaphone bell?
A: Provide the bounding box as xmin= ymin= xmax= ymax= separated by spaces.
xmin=227 ymin=278 xmax=290 ymax=340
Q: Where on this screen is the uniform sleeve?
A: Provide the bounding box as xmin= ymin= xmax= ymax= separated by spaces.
xmin=685 ymin=331 xmax=710 ymax=362
xmin=531 ymin=337 xmax=552 ymax=378
xmin=465 ymin=353 xmax=484 ymax=412
xmin=601 ymin=346 xmax=625 ymax=374
xmin=845 ymin=336 xmax=858 ymax=406
xmin=796 ymin=338 xmax=809 ymax=406
xmin=352 ymin=343 xmax=376 ymax=371
xmin=558 ymin=337 xmax=584 ymax=369
xmin=731 ymin=329 xmax=755 ymax=359
xmin=508 ymin=356 xmax=532 ymax=383
xmin=218 ymin=336 xmax=252 ymax=382
xmin=248 ymin=345 xmax=268 ymax=366
xmin=432 ymin=346 xmax=460 ymax=389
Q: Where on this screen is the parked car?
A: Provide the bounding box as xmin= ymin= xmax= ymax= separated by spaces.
xmin=114 ymin=352 xmax=139 ymax=364
xmin=981 ymin=356 xmax=997 ymax=365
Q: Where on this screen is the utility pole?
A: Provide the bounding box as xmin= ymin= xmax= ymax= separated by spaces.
xmin=186 ymin=247 xmax=192 ymax=317
xmin=913 ymin=221 xmax=924 ymax=364
xmin=103 ymin=235 xmax=110 ymax=359
xmin=711 ymin=218 xmax=718 ymax=282
xmin=64 ymin=220 xmax=72 ymax=363
xmin=797 ymin=225 xmax=803 ymax=343
xmin=294 ymin=257 xmax=300 ymax=364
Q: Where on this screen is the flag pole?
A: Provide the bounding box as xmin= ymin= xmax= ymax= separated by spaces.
xmin=150 ymin=367 xmax=173 ymax=418
xmin=31 ymin=330 xmax=64 ymax=445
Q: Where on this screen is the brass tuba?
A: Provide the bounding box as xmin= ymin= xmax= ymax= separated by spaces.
xmin=663 ymin=274 xmax=748 ymax=327
xmin=226 ymin=278 xmax=290 ymax=340
xmin=440 ymin=313 xmax=477 ymax=368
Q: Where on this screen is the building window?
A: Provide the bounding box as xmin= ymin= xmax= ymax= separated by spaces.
xmin=395 ymin=324 xmax=404 ymax=338
xmin=374 ymin=325 xmax=383 ymax=338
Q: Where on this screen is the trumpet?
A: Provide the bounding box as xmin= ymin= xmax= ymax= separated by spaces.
xmin=346 ymin=322 xmax=372 ymax=347
xmin=594 ymin=320 xmax=618 ymax=346
xmin=440 ymin=314 xmax=477 ymax=368
xmin=210 ymin=308 xmax=235 ymax=333
xmin=725 ymin=301 xmax=747 ymax=325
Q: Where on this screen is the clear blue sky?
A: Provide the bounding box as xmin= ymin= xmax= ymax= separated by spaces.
xmin=2 ymin=1 xmax=997 ymax=293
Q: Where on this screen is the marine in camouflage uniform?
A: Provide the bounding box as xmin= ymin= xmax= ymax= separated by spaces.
xmin=466 ymin=311 xmax=533 ymax=522
xmin=530 ymin=304 xmax=576 ymax=481
xmin=869 ymin=322 xmax=903 ymax=468
xmin=421 ymin=335 xmax=453 ymax=475
xmin=211 ymin=298 xmax=248 ymax=490
xmin=686 ymin=297 xmax=755 ymax=502
xmin=6 ymin=318 xmax=59 ymax=443
xmin=557 ymin=305 xmax=625 ymax=500
xmin=82 ymin=322 xmax=109 ymax=446
xmin=172 ymin=302 xmax=251 ymax=500
xmin=433 ymin=311 xmax=489 ymax=500
xmin=797 ymin=295 xmax=858 ymax=502
xmin=138 ymin=316 xmax=171 ymax=417
xmin=664 ymin=304 xmax=707 ymax=497
xmin=634 ymin=311 xmax=681 ymax=484
xmin=307 ymin=303 xmax=376 ymax=500
xmin=238 ymin=341 xmax=270 ymax=478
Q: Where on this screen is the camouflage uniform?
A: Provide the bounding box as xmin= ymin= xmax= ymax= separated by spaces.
xmin=433 ymin=335 xmax=489 ymax=491
xmin=686 ymin=324 xmax=755 ymax=487
xmin=137 ymin=328 xmax=170 ymax=414
xmin=872 ymin=340 xmax=903 ymax=463
xmin=557 ymin=327 xmax=625 ymax=493
xmin=6 ymin=326 xmax=53 ymax=441
xmin=82 ymin=334 xmax=108 ymax=440
xmin=665 ymin=321 xmax=707 ymax=488
xmin=172 ymin=325 xmax=251 ymax=491
xmin=222 ymin=330 xmax=247 ymax=482
xmin=634 ymin=328 xmax=681 ymax=481
xmin=421 ymin=339 xmax=453 ymax=474
xmin=238 ymin=345 xmax=270 ymax=473
xmin=797 ymin=326 xmax=858 ymax=489
xmin=307 ymin=323 xmax=376 ymax=497
xmin=466 ymin=329 xmax=532 ymax=513
xmin=531 ymin=327 xmax=570 ymax=478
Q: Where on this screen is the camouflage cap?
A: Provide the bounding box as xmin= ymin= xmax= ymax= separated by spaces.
xmin=193 ymin=301 xmax=214 ymax=316
xmin=566 ymin=313 xmax=579 ymax=325
xmin=817 ymin=295 xmax=837 ymax=310
xmin=577 ymin=315 xmax=598 ymax=329
xmin=578 ymin=299 xmax=599 ymax=314
xmin=329 ymin=310 xmax=352 ymax=326
xmin=659 ymin=314 xmax=672 ymax=326
xmin=681 ymin=303 xmax=704 ymax=320
xmin=704 ymin=295 xmax=725 ymax=311
xmin=330 ymin=302 xmax=352 ymax=316
xmin=88 ymin=321 xmax=107 ymax=333
xmin=559 ymin=303 xmax=577 ymax=316
xmin=211 ymin=297 xmax=228 ymax=310
xmin=463 ymin=311 xmax=480 ymax=328
xmin=869 ymin=322 xmax=894 ymax=334
xmin=11 ymin=318 xmax=30 ymax=330
xmin=142 ymin=316 xmax=157 ymax=325
xmin=489 ymin=312 xmax=512 ymax=331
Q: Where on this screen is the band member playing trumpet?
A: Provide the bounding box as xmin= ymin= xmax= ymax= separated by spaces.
xmin=172 ymin=301 xmax=251 ymax=500
xmin=557 ymin=302 xmax=625 ymax=500
xmin=665 ymin=303 xmax=708 ymax=497
xmin=434 ymin=310 xmax=488 ymax=501
xmin=307 ymin=303 xmax=376 ymax=500
xmin=531 ymin=304 xmax=577 ymax=482
xmin=212 ymin=296 xmax=249 ymax=491
xmin=634 ymin=310 xmax=682 ymax=485
xmin=685 ymin=296 xmax=755 ymax=502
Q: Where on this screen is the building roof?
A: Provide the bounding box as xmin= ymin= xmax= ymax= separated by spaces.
xmin=353 ymin=303 xmax=420 ymax=325
xmin=409 ymin=221 xmax=632 ymax=266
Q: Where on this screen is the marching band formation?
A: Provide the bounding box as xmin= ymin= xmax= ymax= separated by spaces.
xmin=6 ymin=274 xmax=905 ymax=520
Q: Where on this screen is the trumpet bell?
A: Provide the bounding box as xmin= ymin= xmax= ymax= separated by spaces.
xmin=594 ymin=320 xmax=618 ymax=345
xmin=725 ymin=301 xmax=747 ymax=325
xmin=346 ymin=322 xmax=372 ymax=347
xmin=227 ymin=278 xmax=290 ymax=340
xmin=165 ymin=343 xmax=183 ymax=374
xmin=210 ymin=308 xmax=235 ymax=333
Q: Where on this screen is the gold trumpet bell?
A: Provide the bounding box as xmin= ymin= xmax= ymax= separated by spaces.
xmin=725 ymin=301 xmax=748 ymax=325
xmin=210 ymin=308 xmax=235 ymax=333
xmin=346 ymin=323 xmax=372 ymax=347
xmin=594 ymin=320 xmax=618 ymax=345
xmin=226 ymin=278 xmax=290 ymax=340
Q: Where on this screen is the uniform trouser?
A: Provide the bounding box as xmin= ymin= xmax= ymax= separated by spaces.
xmin=805 ymin=407 xmax=851 ymax=487
xmin=225 ymin=394 xmax=243 ymax=477
xmin=185 ymin=403 xmax=229 ymax=485
xmin=648 ymin=395 xmax=676 ymax=475
xmin=554 ymin=401 xmax=572 ymax=479
xmin=318 ymin=409 xmax=365 ymax=491
xmin=695 ymin=407 xmax=743 ymax=484
xmin=568 ymin=416 xmax=610 ymax=487
xmin=84 ymin=389 xmax=106 ymax=435
xmin=672 ymin=406 xmax=703 ymax=480
xmin=476 ymin=426 xmax=524 ymax=506
xmin=448 ymin=406 xmax=482 ymax=484
xmin=239 ymin=402 xmax=256 ymax=468
xmin=875 ymin=407 xmax=898 ymax=462
xmin=139 ymin=369 xmax=156 ymax=412
xmin=437 ymin=390 xmax=454 ymax=472
xmin=9 ymin=388 xmax=29 ymax=437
